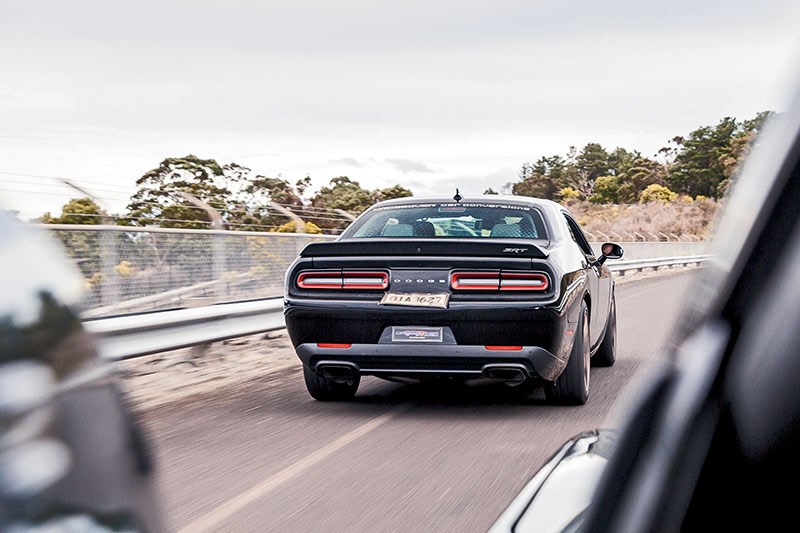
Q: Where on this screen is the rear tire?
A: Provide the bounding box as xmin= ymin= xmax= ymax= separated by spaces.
xmin=303 ymin=365 xmax=360 ymax=401
xmin=593 ymin=295 xmax=617 ymax=367
xmin=545 ymin=302 xmax=590 ymax=405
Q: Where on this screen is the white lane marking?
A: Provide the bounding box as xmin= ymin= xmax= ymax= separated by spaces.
xmin=177 ymin=405 xmax=408 ymax=533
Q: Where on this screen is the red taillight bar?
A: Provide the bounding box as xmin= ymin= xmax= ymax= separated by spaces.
xmin=317 ymin=343 xmax=352 ymax=349
xmin=484 ymin=346 xmax=524 ymax=351
xmin=342 ymin=271 xmax=389 ymax=290
xmin=499 ymin=273 xmax=549 ymax=291
xmin=450 ymin=271 xmax=501 ymax=290
xmin=297 ymin=271 xmax=344 ymax=289
xmin=450 ymin=271 xmax=549 ymax=291
xmin=297 ymin=270 xmax=388 ymax=290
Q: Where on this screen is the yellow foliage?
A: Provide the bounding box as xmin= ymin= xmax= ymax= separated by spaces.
xmin=85 ymin=272 xmax=103 ymax=289
xmin=558 ymin=187 xmax=581 ymax=201
xmin=639 ymin=184 xmax=678 ymax=203
xmin=272 ymin=220 xmax=323 ymax=234
xmin=114 ymin=260 xmax=135 ymax=277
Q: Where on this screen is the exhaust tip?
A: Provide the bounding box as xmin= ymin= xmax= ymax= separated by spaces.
xmin=316 ymin=363 xmax=358 ymax=381
xmin=482 ymin=365 xmax=528 ymax=385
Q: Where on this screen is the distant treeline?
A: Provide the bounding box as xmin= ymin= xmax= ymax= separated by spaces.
xmin=509 ymin=111 xmax=773 ymax=204
xmin=39 ymin=112 xmax=772 ymax=233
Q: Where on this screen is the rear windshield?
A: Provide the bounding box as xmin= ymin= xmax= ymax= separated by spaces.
xmin=342 ymin=202 xmax=548 ymax=239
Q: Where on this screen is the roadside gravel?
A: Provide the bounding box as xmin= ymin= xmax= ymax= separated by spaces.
xmin=114 ymin=265 xmax=703 ymax=410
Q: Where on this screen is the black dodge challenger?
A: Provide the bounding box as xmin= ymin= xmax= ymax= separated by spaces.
xmin=284 ymin=195 xmax=623 ymax=404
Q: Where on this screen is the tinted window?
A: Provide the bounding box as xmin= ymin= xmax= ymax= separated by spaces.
xmin=344 ymin=202 xmax=548 ymax=239
xmin=563 ymin=213 xmax=595 ymax=256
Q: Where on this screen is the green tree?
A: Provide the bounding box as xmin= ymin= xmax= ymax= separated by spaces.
xmin=514 ymin=144 xmax=612 ymax=201
xmin=311 ymin=176 xmax=374 ymax=214
xmin=308 ymin=177 xmax=378 ymax=232
xmin=513 ymin=156 xmax=569 ymax=200
xmin=308 ymin=177 xmax=414 ymax=232
xmin=716 ymin=111 xmax=774 ymax=197
xmin=38 ymin=198 xmax=109 ymax=282
xmin=124 ymin=155 xmax=235 ymax=229
xmin=615 ymin=156 xmax=664 ymax=203
xmin=40 ymin=197 xmax=108 ymax=225
xmin=559 ymin=143 xmax=612 ymax=198
xmin=575 ymin=143 xmax=611 ymax=181
xmin=607 ymin=147 xmax=639 ymax=176
xmin=245 ymin=175 xmax=304 ymax=206
xmin=233 ymin=174 xmax=307 ymax=231
xmin=589 ymin=176 xmax=621 ymax=204
xmin=373 ymin=184 xmax=413 ymax=202
xmin=666 ymin=118 xmax=739 ymax=198
xmin=665 ymin=113 xmax=774 ymax=199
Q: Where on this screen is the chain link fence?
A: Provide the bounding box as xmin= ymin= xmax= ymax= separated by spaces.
xmin=37 ymin=225 xmax=334 ymax=317
xmin=36 ymin=224 xmax=710 ymax=318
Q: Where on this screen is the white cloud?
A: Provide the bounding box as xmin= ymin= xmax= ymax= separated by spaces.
xmin=385 ymin=159 xmax=436 ymax=174
xmin=1 ymin=1 xmax=800 ymax=216
xmin=330 ymin=157 xmax=363 ymax=168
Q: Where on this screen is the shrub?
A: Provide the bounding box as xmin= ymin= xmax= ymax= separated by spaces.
xmin=639 ymin=184 xmax=678 ymax=203
xmin=271 ymin=220 xmax=323 ymax=234
xmin=558 ymin=187 xmax=581 ymax=201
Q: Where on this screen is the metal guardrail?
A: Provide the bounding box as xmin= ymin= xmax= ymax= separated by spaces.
xmin=86 ymin=255 xmax=711 ymax=361
xmin=608 ymin=255 xmax=711 ymax=275
xmin=84 ymin=298 xmax=285 ymax=361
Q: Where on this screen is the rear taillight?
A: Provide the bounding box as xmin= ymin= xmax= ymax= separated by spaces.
xmin=297 ymin=271 xmax=343 ymax=289
xmin=498 ymin=272 xmax=549 ymax=291
xmin=450 ymin=272 xmax=501 ymax=290
xmin=342 ymin=272 xmax=389 ymax=289
xmin=297 ymin=270 xmax=389 ymax=290
xmin=450 ymin=271 xmax=549 ymax=291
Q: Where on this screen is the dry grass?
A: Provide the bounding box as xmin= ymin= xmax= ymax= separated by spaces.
xmin=564 ymin=198 xmax=720 ymax=240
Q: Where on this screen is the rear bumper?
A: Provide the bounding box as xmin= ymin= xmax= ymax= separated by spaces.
xmin=285 ymin=299 xmax=570 ymax=354
xmin=296 ymin=342 xmax=565 ymax=381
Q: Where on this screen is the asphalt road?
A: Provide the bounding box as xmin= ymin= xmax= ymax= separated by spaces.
xmin=140 ymin=272 xmax=694 ymax=533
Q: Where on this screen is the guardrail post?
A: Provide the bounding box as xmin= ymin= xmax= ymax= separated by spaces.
xmin=178 ymin=192 xmax=226 ymax=303
xmin=268 ymin=202 xmax=308 ymax=257
xmin=333 ymin=209 xmax=357 ymax=222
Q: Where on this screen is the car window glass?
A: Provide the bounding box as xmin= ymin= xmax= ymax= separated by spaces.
xmin=346 ymin=203 xmax=548 ymax=239
xmin=563 ymin=214 xmax=595 ymax=256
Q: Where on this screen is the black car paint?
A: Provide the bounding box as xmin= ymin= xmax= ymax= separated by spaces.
xmin=284 ymin=197 xmax=617 ymax=394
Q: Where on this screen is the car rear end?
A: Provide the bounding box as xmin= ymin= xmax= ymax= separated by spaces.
xmin=284 ymin=199 xmax=581 ymax=389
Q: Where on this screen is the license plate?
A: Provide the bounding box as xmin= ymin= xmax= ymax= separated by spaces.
xmin=380 ymin=292 xmax=450 ymax=309
xmin=391 ymin=326 xmax=444 ymax=343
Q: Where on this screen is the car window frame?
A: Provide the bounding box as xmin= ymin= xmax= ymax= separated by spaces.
xmin=340 ymin=201 xmax=551 ymax=240
xmin=562 ymin=212 xmax=595 ymax=257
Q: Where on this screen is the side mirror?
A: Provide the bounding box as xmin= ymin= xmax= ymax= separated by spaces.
xmin=594 ymin=242 xmax=624 ymax=266
xmin=601 ymin=242 xmax=624 ymax=259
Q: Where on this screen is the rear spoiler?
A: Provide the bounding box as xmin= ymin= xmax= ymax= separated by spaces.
xmin=300 ymin=239 xmax=550 ymax=259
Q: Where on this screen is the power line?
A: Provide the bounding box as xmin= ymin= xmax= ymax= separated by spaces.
xmin=0 ymin=171 xmax=135 ymax=191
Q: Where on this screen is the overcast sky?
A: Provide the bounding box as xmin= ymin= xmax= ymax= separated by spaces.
xmin=2 ymin=0 xmax=800 ymax=218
